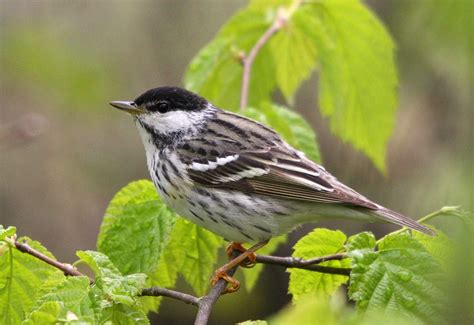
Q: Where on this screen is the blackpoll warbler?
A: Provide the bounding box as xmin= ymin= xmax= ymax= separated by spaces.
xmin=110 ymin=86 xmax=433 ymax=292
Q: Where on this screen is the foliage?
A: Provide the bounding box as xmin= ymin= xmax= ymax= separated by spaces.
xmin=185 ymin=0 xmax=397 ymax=171
xmin=244 ymin=104 xmax=320 ymax=163
xmin=0 ymin=236 xmax=63 ymax=325
xmin=1 ymin=0 xmax=471 ymax=324
xmin=288 ymin=229 xmax=350 ymax=300
xmin=97 ymin=180 xmax=176 ymax=276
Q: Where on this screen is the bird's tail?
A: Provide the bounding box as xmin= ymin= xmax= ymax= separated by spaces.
xmin=373 ymin=207 xmax=435 ymax=236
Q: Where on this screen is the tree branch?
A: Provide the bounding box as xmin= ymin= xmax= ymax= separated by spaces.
xmin=141 ymin=287 xmax=199 ymax=306
xmin=239 ymin=0 xmax=303 ymax=111
xmin=14 ymin=239 xmax=84 ymax=277
xmin=11 ymin=237 xmax=351 ymax=324
xmin=194 ymin=251 xmax=240 ymax=325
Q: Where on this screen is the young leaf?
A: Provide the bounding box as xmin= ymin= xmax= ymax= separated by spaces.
xmin=97 ymin=180 xmax=177 ymax=276
xmin=157 ymin=218 xmax=223 ymax=296
xmin=288 ymin=229 xmax=350 ymax=301
xmin=29 ymin=276 xmax=98 ymax=323
xmin=100 ymin=304 xmax=149 ymax=325
xmin=242 ymin=234 xmax=287 ymax=292
xmin=77 ymin=250 xmax=147 ymax=306
xmin=270 ymin=7 xmax=319 ymax=103
xmin=412 ymin=228 xmax=452 ymax=267
xmin=304 ymin=0 xmax=398 ymax=171
xmin=22 ymin=301 xmax=61 ymax=325
xmin=0 ymin=225 xmax=16 ymax=241
xmin=244 ymin=104 xmax=320 ymax=163
xmin=349 ymin=232 xmax=446 ymax=323
xmin=29 ymin=276 xmax=149 ymax=324
xmin=346 ymin=231 xmax=376 ymax=252
xmin=0 ymin=237 xmax=63 ymax=325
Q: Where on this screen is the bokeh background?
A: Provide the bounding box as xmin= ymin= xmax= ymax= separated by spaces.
xmin=1 ymin=1 xmax=472 ymax=324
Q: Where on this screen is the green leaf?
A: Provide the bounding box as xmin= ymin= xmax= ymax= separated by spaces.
xmin=157 ymin=218 xmax=223 ymax=296
xmin=29 ymin=276 xmax=98 ymax=323
xmin=100 ymin=304 xmax=149 ymax=325
xmin=184 ymin=6 xmax=276 ymax=110
xmin=270 ymin=7 xmax=319 ymax=102
xmin=244 ymin=104 xmax=320 ymax=163
xmin=29 ymin=275 xmax=149 ymax=324
xmin=305 ymin=0 xmax=398 ymax=171
xmin=288 ymin=229 xmax=350 ymax=301
xmin=349 ymin=232 xmax=446 ymax=323
xmin=0 ymin=237 xmax=63 ymax=325
xmin=0 ymin=225 xmax=16 ymax=241
xmin=77 ymin=251 xmax=147 ymax=306
xmin=97 ymin=180 xmax=177 ymax=276
xmin=412 ymin=228 xmax=452 ymax=267
xmin=346 ymin=232 xmax=376 ymax=252
xmin=242 ymin=234 xmax=287 ymax=292
xmin=22 ymin=301 xmax=61 ymax=325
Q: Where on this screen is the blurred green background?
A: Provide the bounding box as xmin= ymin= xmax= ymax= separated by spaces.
xmin=0 ymin=1 xmax=471 ymax=324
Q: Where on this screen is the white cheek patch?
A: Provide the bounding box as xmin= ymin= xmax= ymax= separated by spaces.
xmin=139 ymin=111 xmax=199 ymax=133
xmin=191 ymin=155 xmax=239 ymax=171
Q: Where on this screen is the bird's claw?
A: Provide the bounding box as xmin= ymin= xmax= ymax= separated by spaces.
xmin=211 ymin=269 xmax=240 ymax=294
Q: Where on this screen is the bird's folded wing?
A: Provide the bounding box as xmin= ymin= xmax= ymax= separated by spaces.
xmin=186 ymin=148 xmax=378 ymax=210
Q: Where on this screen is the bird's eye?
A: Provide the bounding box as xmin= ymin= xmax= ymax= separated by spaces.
xmin=151 ymin=101 xmax=169 ymax=113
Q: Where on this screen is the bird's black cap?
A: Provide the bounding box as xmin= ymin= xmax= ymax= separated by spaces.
xmin=134 ymin=87 xmax=208 ymax=112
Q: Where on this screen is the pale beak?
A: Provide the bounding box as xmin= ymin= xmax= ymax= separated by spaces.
xmin=109 ymin=101 xmax=144 ymax=116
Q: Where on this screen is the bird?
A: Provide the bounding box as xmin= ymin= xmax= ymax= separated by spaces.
xmin=110 ymin=86 xmax=434 ymax=292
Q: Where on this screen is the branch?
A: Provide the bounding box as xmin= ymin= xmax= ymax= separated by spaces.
xmin=141 ymin=287 xmax=199 ymax=306
xmin=239 ymin=0 xmax=303 ymax=110
xmin=194 ymin=251 xmax=240 ymax=325
xmin=11 ymin=236 xmax=351 ymax=325
xmin=14 ymin=239 xmax=84 ymax=277
xmin=256 ymin=253 xmax=351 ymax=276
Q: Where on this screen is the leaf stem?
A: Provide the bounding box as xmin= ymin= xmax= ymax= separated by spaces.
xmin=239 ymin=0 xmax=303 ymax=111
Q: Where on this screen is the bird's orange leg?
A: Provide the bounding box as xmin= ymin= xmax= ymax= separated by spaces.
xmin=211 ymin=240 xmax=268 ymax=294
xmin=225 ymin=242 xmax=257 ymax=268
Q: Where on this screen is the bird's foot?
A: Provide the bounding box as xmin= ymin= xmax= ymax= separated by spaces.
xmin=210 ymin=268 xmax=240 ymax=294
xmin=210 ymin=240 xmax=269 ymax=294
xmin=225 ymin=242 xmax=257 ymax=268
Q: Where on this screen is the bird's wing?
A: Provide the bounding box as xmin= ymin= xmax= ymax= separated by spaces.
xmin=185 ymin=145 xmax=378 ymax=210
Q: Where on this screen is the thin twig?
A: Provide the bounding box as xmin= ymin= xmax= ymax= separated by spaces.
xmin=239 ymin=0 xmax=303 ymax=111
xmin=14 ymin=239 xmax=84 ymax=277
xmin=141 ymin=287 xmax=199 ymax=306
xmin=256 ymin=253 xmax=351 ymax=276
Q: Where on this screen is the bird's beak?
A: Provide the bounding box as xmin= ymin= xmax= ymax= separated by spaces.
xmin=109 ymin=101 xmax=144 ymax=116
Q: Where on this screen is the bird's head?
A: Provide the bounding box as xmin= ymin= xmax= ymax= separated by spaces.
xmin=110 ymin=87 xmax=213 ymax=141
